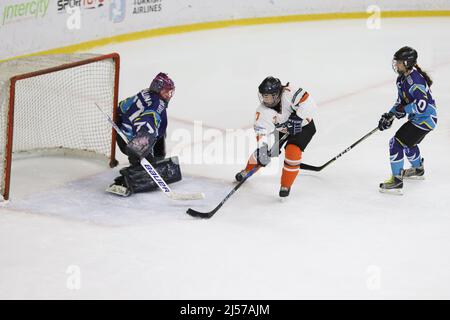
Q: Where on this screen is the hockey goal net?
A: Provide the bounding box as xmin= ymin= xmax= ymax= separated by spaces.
xmin=0 ymin=53 xmax=120 ymax=201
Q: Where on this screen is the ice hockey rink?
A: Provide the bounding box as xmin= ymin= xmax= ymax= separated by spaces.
xmin=1 ymin=17 xmax=450 ymax=299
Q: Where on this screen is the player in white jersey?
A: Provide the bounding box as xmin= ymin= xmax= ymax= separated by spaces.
xmin=235 ymin=76 xmax=317 ymax=198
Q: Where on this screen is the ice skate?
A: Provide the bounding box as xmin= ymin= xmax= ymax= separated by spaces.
xmin=106 ymin=183 xmax=131 ymax=197
xmin=403 ymin=158 xmax=425 ymax=180
xmin=235 ymin=170 xmax=248 ymax=182
xmin=279 ymin=186 xmax=291 ymax=197
xmin=379 ymin=174 xmax=403 ymax=195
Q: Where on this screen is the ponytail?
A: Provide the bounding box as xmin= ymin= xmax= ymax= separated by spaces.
xmin=415 ymin=64 xmax=433 ymax=87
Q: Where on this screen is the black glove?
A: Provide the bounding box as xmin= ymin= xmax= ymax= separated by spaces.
xmin=286 ymin=113 xmax=303 ymax=135
xmin=127 ymin=128 xmax=157 ymax=159
xmin=255 ymin=143 xmax=271 ymax=167
xmin=378 ymin=112 xmax=395 ymax=131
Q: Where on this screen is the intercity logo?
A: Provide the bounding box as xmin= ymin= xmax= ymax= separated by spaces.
xmin=57 ymin=0 xmax=105 ymax=13
xmin=2 ymin=0 xmax=49 ymax=25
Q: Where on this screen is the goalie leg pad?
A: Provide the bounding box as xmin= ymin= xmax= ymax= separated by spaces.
xmin=119 ymin=156 xmax=182 ymax=194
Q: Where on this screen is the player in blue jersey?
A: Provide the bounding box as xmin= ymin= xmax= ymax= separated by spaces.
xmin=378 ymin=46 xmax=437 ymax=194
xmin=107 ymin=73 xmax=182 ymax=196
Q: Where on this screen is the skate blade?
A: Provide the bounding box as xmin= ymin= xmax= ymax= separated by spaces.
xmin=279 ymin=196 xmax=289 ymax=203
xmin=106 ymin=184 xmax=131 ymax=197
xmin=403 ymin=176 xmax=425 ymax=180
xmin=379 ymin=188 xmax=403 ymax=195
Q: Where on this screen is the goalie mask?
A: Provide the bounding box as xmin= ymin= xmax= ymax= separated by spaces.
xmin=150 ymin=72 xmax=175 ymax=101
xmin=258 ymin=76 xmax=282 ymax=108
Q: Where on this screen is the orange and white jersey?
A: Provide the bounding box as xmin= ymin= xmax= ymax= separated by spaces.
xmin=253 ymin=85 xmax=317 ymax=145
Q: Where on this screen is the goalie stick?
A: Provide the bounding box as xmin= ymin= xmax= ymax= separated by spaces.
xmin=95 ymin=103 xmax=205 ymax=201
xmin=300 ymin=127 xmax=379 ymax=172
xmin=186 ymin=132 xmax=289 ymax=219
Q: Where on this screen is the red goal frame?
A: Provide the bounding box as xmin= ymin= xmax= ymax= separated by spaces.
xmin=2 ymin=53 xmax=120 ymax=201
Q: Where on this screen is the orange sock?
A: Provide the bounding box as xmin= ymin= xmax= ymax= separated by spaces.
xmin=281 ymin=144 xmax=302 ymax=188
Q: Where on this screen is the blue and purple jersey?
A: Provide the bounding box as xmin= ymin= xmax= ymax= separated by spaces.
xmin=390 ymin=69 xmax=437 ymax=131
xmin=117 ymin=89 xmax=168 ymax=141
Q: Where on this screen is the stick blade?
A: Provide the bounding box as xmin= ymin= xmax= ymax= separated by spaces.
xmin=299 ymin=163 xmax=324 ymax=171
xmin=168 ymin=192 xmax=205 ymax=201
xmin=186 ymin=208 xmax=215 ymax=219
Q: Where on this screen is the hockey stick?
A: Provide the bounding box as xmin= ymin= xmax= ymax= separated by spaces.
xmin=186 ymin=133 xmax=289 ymax=219
xmin=299 ymin=127 xmax=379 ymax=172
xmin=95 ymin=103 xmax=205 ymax=201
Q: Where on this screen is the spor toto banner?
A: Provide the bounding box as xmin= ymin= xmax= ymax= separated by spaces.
xmin=56 ymin=0 xmax=162 ymax=14
xmin=1 ymin=0 xmax=449 ymax=60
xmin=56 ymin=0 xmax=107 ymax=12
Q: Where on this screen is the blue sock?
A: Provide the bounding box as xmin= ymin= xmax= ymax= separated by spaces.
xmin=405 ymin=145 xmax=422 ymax=168
xmin=389 ymin=137 xmax=404 ymax=176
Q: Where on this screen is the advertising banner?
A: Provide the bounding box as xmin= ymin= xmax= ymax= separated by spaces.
xmin=1 ymin=0 xmax=449 ymax=60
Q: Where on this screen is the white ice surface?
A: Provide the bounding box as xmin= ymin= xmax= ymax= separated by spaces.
xmin=5 ymin=166 xmax=228 ymax=226
xmin=1 ymin=18 xmax=450 ymax=299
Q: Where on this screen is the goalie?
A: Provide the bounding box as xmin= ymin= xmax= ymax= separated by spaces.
xmin=107 ymin=72 xmax=182 ymax=197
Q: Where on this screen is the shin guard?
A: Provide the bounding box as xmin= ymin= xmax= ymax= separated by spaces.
xmin=405 ymin=145 xmax=422 ymax=168
xmin=389 ymin=137 xmax=405 ymax=176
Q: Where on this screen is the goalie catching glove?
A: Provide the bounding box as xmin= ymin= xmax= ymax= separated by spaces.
xmin=126 ymin=128 xmax=157 ymax=159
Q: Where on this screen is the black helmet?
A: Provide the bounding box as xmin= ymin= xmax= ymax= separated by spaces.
xmin=393 ymin=46 xmax=418 ymax=70
xmin=258 ymin=76 xmax=282 ymax=95
xmin=258 ymin=76 xmax=282 ymax=108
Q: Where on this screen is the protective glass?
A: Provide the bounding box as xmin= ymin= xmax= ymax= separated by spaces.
xmin=392 ymin=59 xmax=406 ymax=75
xmin=258 ymin=92 xmax=280 ymax=108
xmin=392 ymin=59 xmax=399 ymax=73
